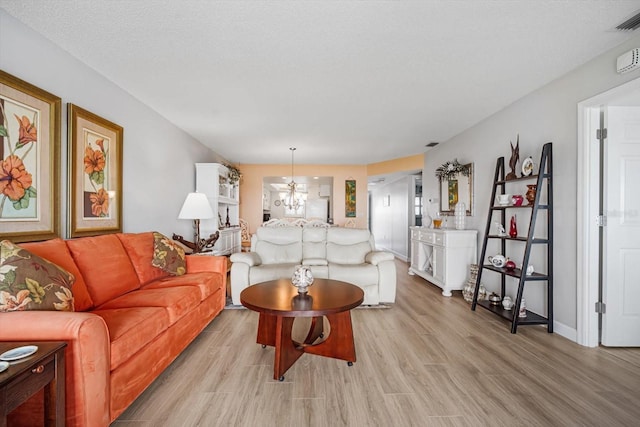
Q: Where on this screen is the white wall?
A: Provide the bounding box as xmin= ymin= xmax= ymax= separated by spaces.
xmin=370 ymin=176 xmax=411 ymax=260
xmin=424 ymin=31 xmax=640 ymax=339
xmin=0 ymin=10 xmax=224 ymax=238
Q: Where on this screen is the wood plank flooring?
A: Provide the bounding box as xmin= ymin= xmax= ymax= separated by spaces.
xmin=115 ymin=259 xmax=640 ymax=426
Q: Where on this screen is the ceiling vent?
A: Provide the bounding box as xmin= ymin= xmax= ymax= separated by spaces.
xmin=616 ymin=11 xmax=640 ymax=31
xmin=617 ymin=48 xmax=640 ymax=74
xmin=425 ymin=142 xmax=439 ymax=147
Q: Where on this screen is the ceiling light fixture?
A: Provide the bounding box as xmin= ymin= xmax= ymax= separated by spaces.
xmin=282 ymin=147 xmax=304 ymax=211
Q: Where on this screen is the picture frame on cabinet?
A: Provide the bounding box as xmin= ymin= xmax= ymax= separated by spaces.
xmin=68 ymin=103 xmax=123 ymax=237
xmin=0 ymin=70 xmax=61 ymax=242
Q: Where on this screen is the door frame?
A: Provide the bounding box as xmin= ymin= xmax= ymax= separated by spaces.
xmin=577 ymin=76 xmax=640 ymax=347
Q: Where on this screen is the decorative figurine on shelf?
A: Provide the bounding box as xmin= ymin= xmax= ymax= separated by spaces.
xmin=505 ymin=134 xmax=520 ymax=180
xmin=494 ymin=222 xmax=506 ymax=236
xmin=526 ymin=184 xmax=537 ymax=205
xmin=509 ymin=215 xmax=518 ymax=238
xmin=225 ymin=206 xmax=231 ymax=228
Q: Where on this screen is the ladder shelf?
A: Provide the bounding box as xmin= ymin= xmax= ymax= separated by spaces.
xmin=471 ymin=142 xmax=553 ymax=333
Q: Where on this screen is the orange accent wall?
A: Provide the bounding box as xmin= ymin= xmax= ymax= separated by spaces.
xmin=238 ymin=164 xmax=367 ymax=233
xmin=367 ymin=154 xmax=424 ymax=176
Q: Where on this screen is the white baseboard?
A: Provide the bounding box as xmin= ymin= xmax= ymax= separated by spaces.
xmin=378 ymin=246 xmax=407 ymax=262
xmin=553 ymin=320 xmax=578 ymax=344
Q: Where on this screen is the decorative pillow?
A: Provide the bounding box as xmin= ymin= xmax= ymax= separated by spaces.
xmin=0 ymin=240 xmax=75 ymax=312
xmin=151 ymin=232 xmax=186 ymax=276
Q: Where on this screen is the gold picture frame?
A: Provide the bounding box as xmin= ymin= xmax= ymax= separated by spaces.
xmin=0 ymin=70 xmax=61 ymax=242
xmin=68 ymin=104 xmax=123 ymax=237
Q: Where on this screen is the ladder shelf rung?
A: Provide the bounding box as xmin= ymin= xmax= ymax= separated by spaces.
xmin=475 ymin=300 xmax=549 ymax=325
xmin=481 ymin=264 xmax=548 ymax=280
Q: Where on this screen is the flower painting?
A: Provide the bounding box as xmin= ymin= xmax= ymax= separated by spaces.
xmin=68 ymin=104 xmax=122 ymax=237
xmin=0 ymin=70 xmax=60 ymax=242
xmin=0 ymin=111 xmax=37 ymax=218
xmin=82 ymin=133 xmax=111 ymax=218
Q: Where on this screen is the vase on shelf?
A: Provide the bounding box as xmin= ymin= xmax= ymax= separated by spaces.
xmin=525 ymin=184 xmax=537 ymax=205
xmin=509 ymin=215 xmax=518 ymax=238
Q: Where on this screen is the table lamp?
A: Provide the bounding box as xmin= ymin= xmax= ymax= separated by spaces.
xmin=172 ymin=192 xmax=219 ymax=253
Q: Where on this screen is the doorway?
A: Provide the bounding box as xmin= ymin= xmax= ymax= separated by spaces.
xmin=578 ymin=76 xmax=640 ymax=347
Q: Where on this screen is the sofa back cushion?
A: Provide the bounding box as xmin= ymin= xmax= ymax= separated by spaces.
xmin=67 ymin=234 xmax=141 ymax=306
xmin=326 ymin=228 xmax=373 ymax=265
xmin=302 ymin=227 xmax=327 ymax=260
xmin=254 ymin=227 xmax=302 ymax=264
xmin=21 ymin=238 xmax=94 ymax=311
xmin=117 ymin=232 xmax=170 ymax=284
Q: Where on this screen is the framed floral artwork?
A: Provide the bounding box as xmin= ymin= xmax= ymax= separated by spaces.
xmin=68 ymin=104 xmax=123 ymax=237
xmin=0 ymin=70 xmax=61 ymax=242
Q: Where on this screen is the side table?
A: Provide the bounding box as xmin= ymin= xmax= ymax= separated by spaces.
xmin=0 ymin=341 xmax=66 ymax=427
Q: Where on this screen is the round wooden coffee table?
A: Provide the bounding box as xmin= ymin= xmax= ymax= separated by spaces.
xmin=240 ymin=278 xmax=364 ymax=381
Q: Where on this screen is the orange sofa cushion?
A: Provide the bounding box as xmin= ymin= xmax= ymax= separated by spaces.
xmin=116 ymin=232 xmax=169 ymax=285
xmin=96 ymin=286 xmax=201 ymax=324
xmin=66 ymin=234 xmax=140 ymax=307
xmin=20 ymin=238 xmax=94 ymax=311
xmin=142 ymin=272 xmax=223 ymax=301
xmin=91 ymin=306 xmax=170 ymax=371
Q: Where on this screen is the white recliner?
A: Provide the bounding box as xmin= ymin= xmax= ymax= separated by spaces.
xmin=230 ymin=226 xmax=396 ymax=306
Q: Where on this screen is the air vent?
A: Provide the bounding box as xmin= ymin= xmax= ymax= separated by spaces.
xmin=425 ymin=142 xmax=439 ymax=147
xmin=617 ymin=48 xmax=640 ymax=74
xmin=616 ymin=11 xmax=640 ymax=31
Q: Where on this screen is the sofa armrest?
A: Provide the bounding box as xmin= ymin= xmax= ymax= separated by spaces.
xmin=230 ymin=251 xmax=262 ymax=266
xmin=365 ymin=251 xmax=395 ymax=265
xmin=0 ymin=311 xmax=111 ymax=427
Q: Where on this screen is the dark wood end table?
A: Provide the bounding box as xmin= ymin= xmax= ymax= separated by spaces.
xmin=240 ymin=278 xmax=364 ymax=381
xmin=0 ymin=341 xmax=66 ymax=427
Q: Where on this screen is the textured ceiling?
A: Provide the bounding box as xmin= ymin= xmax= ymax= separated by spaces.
xmin=1 ymin=1 xmax=639 ymax=165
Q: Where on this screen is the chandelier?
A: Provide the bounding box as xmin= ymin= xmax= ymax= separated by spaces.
xmin=282 ymin=147 xmax=304 ymax=211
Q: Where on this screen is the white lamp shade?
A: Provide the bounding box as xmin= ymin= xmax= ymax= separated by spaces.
xmin=178 ymin=192 xmax=214 ymax=219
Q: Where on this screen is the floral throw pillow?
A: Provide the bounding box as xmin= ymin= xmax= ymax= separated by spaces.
xmin=0 ymin=240 xmax=75 ymax=312
xmin=151 ymin=232 xmax=186 ymax=276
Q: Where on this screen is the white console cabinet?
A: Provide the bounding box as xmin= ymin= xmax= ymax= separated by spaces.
xmin=409 ymin=227 xmax=477 ymax=296
xmin=195 ymin=163 xmax=241 ymax=256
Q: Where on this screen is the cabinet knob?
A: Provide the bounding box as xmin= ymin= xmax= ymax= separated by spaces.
xmin=31 ymin=365 xmax=45 ymax=374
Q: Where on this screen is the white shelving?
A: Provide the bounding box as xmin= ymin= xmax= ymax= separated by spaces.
xmin=195 ymin=163 xmax=241 ymax=256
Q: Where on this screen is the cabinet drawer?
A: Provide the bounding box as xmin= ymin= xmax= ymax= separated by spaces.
xmin=419 ymin=230 xmax=436 ymax=243
xmin=411 ymin=229 xmax=420 ymax=239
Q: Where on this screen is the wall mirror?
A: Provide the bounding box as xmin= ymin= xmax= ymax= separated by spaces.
xmin=439 ymin=163 xmax=473 ymax=215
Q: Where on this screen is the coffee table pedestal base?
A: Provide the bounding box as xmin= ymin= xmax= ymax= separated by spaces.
xmin=256 ymin=311 xmax=356 ymax=380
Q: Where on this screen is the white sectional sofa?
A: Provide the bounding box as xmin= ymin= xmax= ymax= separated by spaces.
xmin=230 ymin=225 xmax=396 ymax=305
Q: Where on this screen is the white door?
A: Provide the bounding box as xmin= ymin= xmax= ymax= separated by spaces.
xmin=602 ymin=106 xmax=640 ymax=346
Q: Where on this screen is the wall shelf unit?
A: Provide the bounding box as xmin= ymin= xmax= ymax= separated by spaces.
xmin=195 ymin=163 xmax=241 ymax=256
xmin=471 ymin=142 xmax=553 ymax=333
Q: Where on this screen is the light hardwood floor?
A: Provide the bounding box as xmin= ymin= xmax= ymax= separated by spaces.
xmin=115 ymin=259 xmax=640 ymax=426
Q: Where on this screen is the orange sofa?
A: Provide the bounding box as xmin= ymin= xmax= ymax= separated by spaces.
xmin=0 ymin=232 xmax=227 ymax=426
